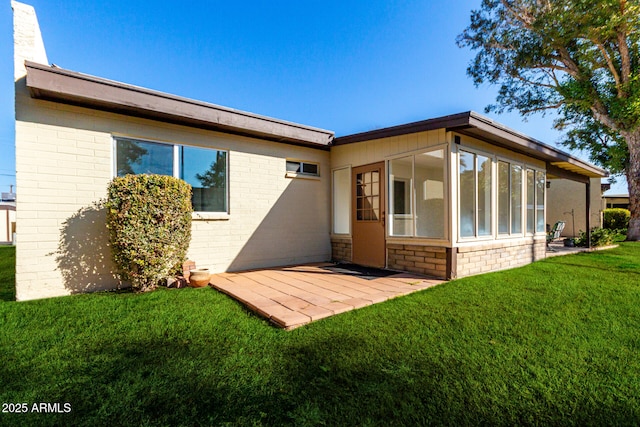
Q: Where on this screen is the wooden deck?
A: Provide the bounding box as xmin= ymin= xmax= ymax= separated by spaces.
xmin=209 ymin=263 xmax=445 ymax=330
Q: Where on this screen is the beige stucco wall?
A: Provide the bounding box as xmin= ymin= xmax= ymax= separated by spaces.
xmin=330 ymin=129 xmax=450 ymax=240
xmin=546 ymin=177 xmax=603 ymax=237
xmin=15 ymin=93 xmax=331 ymax=300
xmin=330 ymin=129 xmax=448 ymax=170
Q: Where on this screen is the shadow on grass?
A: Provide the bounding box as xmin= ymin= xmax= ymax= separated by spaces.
xmin=1 ymin=333 xmax=287 ymax=426
xmin=278 ymin=329 xmax=640 ymax=426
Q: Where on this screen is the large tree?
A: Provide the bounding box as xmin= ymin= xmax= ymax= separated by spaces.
xmin=458 ymin=0 xmax=640 ymax=240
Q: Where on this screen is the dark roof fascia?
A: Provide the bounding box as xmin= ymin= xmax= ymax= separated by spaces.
xmin=24 ymin=61 xmax=334 ymax=150
xmin=332 ymin=112 xmax=473 ymax=145
xmin=334 ymin=111 xmax=606 ymax=179
xmin=459 ymin=112 xmax=606 ymax=178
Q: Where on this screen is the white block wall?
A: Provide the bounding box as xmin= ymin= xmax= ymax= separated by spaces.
xmin=15 ymin=93 xmax=331 ymax=300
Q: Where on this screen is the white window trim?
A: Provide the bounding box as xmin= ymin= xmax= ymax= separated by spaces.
xmin=521 ymin=165 xmax=547 ymax=236
xmin=534 ymin=169 xmax=547 ymax=235
xmin=456 ymin=142 xmax=548 ymax=242
xmin=495 ymin=157 xmax=526 ymax=239
xmin=286 ymin=159 xmax=320 ymax=179
xmin=331 ymin=165 xmax=352 ymax=236
xmin=387 ymin=143 xmax=449 ymax=241
xmin=111 ymin=136 xmax=230 ymax=216
xmin=457 ymin=146 xmax=495 ymax=242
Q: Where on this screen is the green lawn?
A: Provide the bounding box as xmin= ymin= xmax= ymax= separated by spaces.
xmin=0 ymin=245 xmax=15 ymax=301
xmin=1 ymin=244 xmax=639 ymax=426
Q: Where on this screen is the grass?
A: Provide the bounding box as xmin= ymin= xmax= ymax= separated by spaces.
xmin=0 ymin=245 xmax=15 ymax=301
xmin=0 ymin=243 xmax=639 ymax=426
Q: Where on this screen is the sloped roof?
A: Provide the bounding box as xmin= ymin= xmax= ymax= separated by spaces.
xmin=24 ymin=61 xmax=334 ymax=149
xmin=334 ymin=111 xmax=607 ymax=182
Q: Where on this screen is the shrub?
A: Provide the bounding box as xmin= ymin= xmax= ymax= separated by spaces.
xmin=603 ymin=208 xmax=630 ymax=230
xmin=575 ymin=227 xmax=615 ymax=248
xmin=106 ymin=174 xmax=193 ymax=291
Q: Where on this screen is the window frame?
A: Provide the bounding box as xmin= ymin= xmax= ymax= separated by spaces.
xmin=331 ymin=166 xmax=351 ymax=235
xmin=387 ymin=144 xmax=448 ymax=241
xmin=457 ymin=147 xmax=495 ymax=242
xmin=534 ymin=169 xmax=546 ymax=234
xmin=112 ymin=136 xmax=230 ymax=217
xmin=286 ymin=160 xmax=320 ymax=179
xmin=524 ymin=166 xmax=546 ymax=235
xmin=457 ymin=141 xmax=547 ymax=242
xmin=496 ymin=157 xmax=525 ymax=238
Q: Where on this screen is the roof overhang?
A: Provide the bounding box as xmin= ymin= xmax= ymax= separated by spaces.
xmin=24 ymin=61 xmax=334 ymax=149
xmin=334 ymin=111 xmax=607 ymax=182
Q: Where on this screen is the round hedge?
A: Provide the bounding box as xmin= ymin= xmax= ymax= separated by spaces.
xmin=106 ymin=174 xmax=193 ymax=291
xmin=603 ymin=208 xmax=630 ymax=231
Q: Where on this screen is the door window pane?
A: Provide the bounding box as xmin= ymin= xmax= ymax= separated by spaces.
xmin=116 ymin=139 xmax=173 ymax=176
xmin=181 ymin=147 xmax=227 ymax=212
xmin=459 ymin=151 xmax=476 ymax=238
xmin=511 ymin=164 xmax=522 ymax=234
xmin=415 ymin=149 xmax=445 ymax=238
xmin=356 ymin=172 xmax=379 ymax=222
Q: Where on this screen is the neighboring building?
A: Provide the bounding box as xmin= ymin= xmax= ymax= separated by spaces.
xmin=13 ymin=2 xmax=607 ymax=300
xmin=603 ymin=194 xmax=630 ymax=210
xmin=0 ymin=202 xmax=16 ymax=244
xmin=546 ymin=178 xmax=604 ymax=237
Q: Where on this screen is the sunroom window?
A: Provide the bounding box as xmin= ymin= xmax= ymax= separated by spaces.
xmin=459 ymin=150 xmax=492 ymax=238
xmin=525 ymin=168 xmax=546 ymax=233
xmin=535 ymin=170 xmax=546 ymax=232
xmin=389 ymin=148 xmax=446 ymax=239
xmin=497 ymin=161 xmax=523 ymax=235
xmin=114 ymin=137 xmax=228 ymax=213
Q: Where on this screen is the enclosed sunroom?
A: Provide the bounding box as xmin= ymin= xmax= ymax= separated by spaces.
xmin=329 ymin=111 xmax=607 ymax=279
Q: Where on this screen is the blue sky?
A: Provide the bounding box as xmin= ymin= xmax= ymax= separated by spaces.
xmin=0 ymin=0 xmax=627 ymax=195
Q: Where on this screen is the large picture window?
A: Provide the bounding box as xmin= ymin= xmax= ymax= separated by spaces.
xmin=458 ymin=145 xmax=545 ymax=240
xmin=115 ymin=138 xmax=228 ymax=213
xmin=181 ymin=146 xmax=227 ymax=212
xmin=389 ymin=148 xmax=446 ymax=239
xmin=459 ymin=150 xmax=493 ymax=238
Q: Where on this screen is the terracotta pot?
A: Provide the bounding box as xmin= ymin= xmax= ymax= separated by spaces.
xmin=189 ymin=268 xmax=211 ymax=288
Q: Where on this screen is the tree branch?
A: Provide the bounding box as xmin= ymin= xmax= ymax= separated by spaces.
xmin=554 ymin=48 xmax=582 ymax=78
xmin=594 ymin=40 xmax=622 ymax=90
xmin=618 ymin=0 xmax=632 ymax=85
xmin=500 ymin=0 xmax=535 ymax=29
xmin=591 ymin=102 xmax=620 ymax=131
xmin=522 ymin=101 xmax=565 ymax=114
xmin=513 ymin=72 xmax=557 ymax=89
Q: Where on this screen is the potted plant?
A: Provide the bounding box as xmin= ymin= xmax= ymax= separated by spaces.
xmin=189 ymin=268 xmax=211 ymax=288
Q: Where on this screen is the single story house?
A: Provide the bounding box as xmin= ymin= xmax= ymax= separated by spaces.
xmin=0 ymin=202 xmax=16 ymax=245
xmin=546 ymin=178 xmax=607 ymax=237
xmin=603 ymin=194 xmax=630 ymax=210
xmin=13 ymin=2 xmax=607 ymax=300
